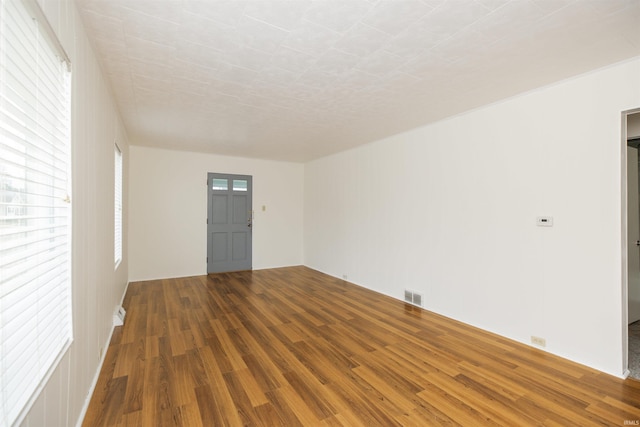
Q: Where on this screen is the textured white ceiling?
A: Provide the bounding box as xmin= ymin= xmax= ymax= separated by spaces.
xmin=76 ymin=0 xmax=640 ymax=162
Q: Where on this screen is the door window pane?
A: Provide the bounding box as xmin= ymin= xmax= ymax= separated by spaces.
xmin=212 ymin=178 xmax=228 ymax=190
xmin=233 ymin=180 xmax=248 ymax=191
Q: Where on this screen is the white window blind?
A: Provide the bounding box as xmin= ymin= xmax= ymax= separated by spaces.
xmin=114 ymin=144 xmax=122 ymax=266
xmin=0 ymin=0 xmax=72 ymax=425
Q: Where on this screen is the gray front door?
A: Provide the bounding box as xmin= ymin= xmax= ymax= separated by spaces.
xmin=207 ymin=173 xmax=252 ymax=273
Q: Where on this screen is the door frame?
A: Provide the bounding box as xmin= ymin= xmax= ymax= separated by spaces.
xmin=621 ymin=107 xmax=640 ymax=378
xmin=206 ymin=172 xmax=253 ymax=273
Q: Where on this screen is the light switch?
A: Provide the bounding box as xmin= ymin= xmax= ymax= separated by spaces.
xmin=536 ymin=216 xmax=553 ymax=227
xmin=262 ymin=205 xmax=266 ymax=212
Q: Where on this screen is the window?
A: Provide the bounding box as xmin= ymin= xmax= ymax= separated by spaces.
xmin=0 ymin=0 xmax=72 ymax=425
xmin=114 ymin=144 xmax=122 ymax=266
xmin=233 ymin=179 xmax=247 ymax=192
xmin=211 ymin=178 xmax=228 ymax=191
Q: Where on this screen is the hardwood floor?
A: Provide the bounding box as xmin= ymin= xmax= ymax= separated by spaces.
xmin=83 ymin=266 xmax=640 ymax=426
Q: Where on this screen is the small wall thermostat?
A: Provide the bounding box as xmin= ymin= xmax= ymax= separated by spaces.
xmin=536 ymin=216 xmax=553 ymax=227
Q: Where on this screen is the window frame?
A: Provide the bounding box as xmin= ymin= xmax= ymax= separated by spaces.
xmin=114 ymin=143 xmax=122 ymax=268
xmin=0 ymin=0 xmax=73 ymax=425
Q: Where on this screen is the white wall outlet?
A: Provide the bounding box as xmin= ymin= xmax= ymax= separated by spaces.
xmin=531 ymin=336 xmax=546 ymax=347
xmin=536 ymin=216 xmax=553 ymax=227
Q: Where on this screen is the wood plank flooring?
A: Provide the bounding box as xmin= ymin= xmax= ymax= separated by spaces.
xmin=83 ymin=266 xmax=640 ymax=426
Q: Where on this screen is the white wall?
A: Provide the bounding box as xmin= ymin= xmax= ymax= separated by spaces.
xmin=305 ymin=58 xmax=640 ymax=377
xmin=20 ymin=1 xmax=130 ymax=426
xmin=129 ymin=146 xmax=304 ymax=281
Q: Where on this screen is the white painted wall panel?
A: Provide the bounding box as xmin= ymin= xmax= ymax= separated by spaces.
xmin=304 ymin=58 xmax=640 ymax=377
xmin=129 ymin=146 xmax=304 ymax=281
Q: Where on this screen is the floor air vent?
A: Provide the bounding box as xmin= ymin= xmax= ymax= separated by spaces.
xmin=113 ymin=306 xmax=126 ymax=327
xmin=404 ymin=290 xmax=423 ymax=307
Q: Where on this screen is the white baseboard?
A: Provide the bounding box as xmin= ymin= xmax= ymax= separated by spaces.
xmin=75 ymin=281 xmax=131 ymax=427
xmin=74 ymin=321 xmax=117 ymax=427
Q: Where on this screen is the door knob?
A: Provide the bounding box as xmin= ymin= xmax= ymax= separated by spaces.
xmin=636 ymin=240 xmax=640 ymax=246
